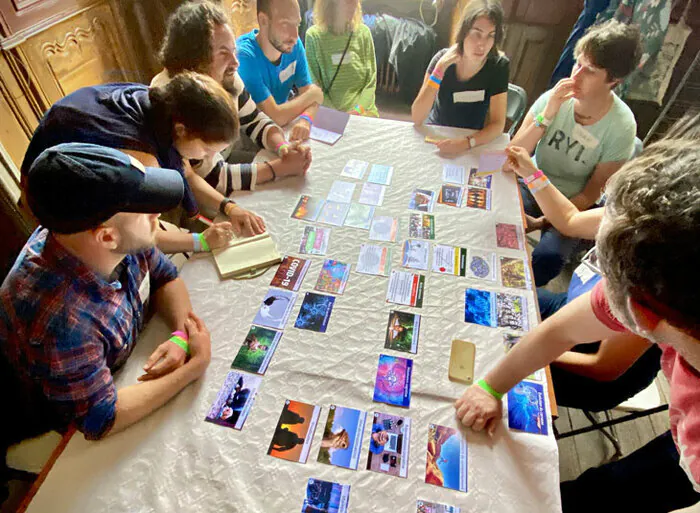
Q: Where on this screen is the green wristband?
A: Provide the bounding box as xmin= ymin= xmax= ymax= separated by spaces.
xmin=476 ymin=379 xmax=503 ymax=400
xmin=197 ymin=233 xmax=211 ymax=253
xmin=169 ymin=335 xmax=190 ymax=355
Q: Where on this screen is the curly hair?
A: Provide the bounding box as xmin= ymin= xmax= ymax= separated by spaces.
xmin=575 ymin=20 xmax=642 ymax=82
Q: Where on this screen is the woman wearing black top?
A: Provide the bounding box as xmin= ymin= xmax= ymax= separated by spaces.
xmin=411 ymin=0 xmax=509 ymax=157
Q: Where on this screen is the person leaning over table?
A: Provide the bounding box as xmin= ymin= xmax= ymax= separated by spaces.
xmin=456 ymin=116 xmax=700 ymax=513
xmin=0 ymin=143 xmax=212 ymax=450
xmin=236 ymin=0 xmax=324 ymax=142
xmin=152 ymin=1 xmax=312 ymax=195
xmin=305 ymin=0 xmax=379 ymax=117
xmin=19 ymin=72 xmax=263 ymax=255
xmin=411 ymin=0 xmax=509 ymax=157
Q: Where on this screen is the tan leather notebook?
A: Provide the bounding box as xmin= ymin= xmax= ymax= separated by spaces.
xmin=213 ymin=232 xmax=282 ymax=279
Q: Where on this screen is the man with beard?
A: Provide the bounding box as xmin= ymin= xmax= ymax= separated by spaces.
xmin=237 ymin=0 xmax=324 ymax=142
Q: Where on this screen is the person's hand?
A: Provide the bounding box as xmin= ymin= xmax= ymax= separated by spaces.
xmin=138 ymin=337 xmax=188 ymax=382
xmin=454 ymin=384 xmax=503 ymax=436
xmin=435 ymin=44 xmax=461 ymax=74
xmin=225 ymin=203 xmax=265 ymax=237
xmin=543 ymin=78 xmax=575 ymax=120
xmin=274 ymin=145 xmax=312 ymax=178
xmin=505 ymin=146 xmax=538 ymax=179
xmin=436 ymin=137 xmax=469 ymax=157
xmin=202 ymin=222 xmax=235 ymax=250
xmin=525 ymin=215 xmax=550 ymax=233
xmin=184 ymin=312 xmax=211 ymax=375
xmin=290 ymin=119 xmax=311 ymax=142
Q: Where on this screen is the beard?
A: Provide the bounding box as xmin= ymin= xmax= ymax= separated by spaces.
xmin=221 ymin=71 xmax=240 ymax=96
xmin=113 ymin=219 xmax=158 ymax=255
xmin=269 ymin=34 xmax=294 ymax=54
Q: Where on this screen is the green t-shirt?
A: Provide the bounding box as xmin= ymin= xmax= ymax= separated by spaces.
xmin=529 ymin=91 xmax=637 ymax=198
xmin=305 ymin=23 xmax=378 ymax=116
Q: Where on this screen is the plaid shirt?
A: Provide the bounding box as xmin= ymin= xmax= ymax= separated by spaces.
xmin=0 ymin=228 xmax=178 ymax=440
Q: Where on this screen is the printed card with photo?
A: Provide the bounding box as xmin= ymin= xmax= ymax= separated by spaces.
xmin=231 ymin=325 xmax=282 ymax=375
xmin=369 ymin=216 xmax=398 ymax=242
xmin=373 ymin=354 xmax=413 ymax=408
xmin=438 ymin=184 xmax=464 ymax=207
xmin=315 ymin=259 xmax=350 ymax=295
xmin=466 ymin=249 xmax=497 ymax=281
xmin=401 ymin=240 xmax=430 ymax=271
xmin=268 ymin=399 xmax=321 ymax=463
xmin=299 ymin=225 xmax=331 ymax=255
xmin=294 ymin=292 xmax=336 ymax=333
xmin=318 ymin=201 xmax=351 ymax=226
xmin=301 ymin=478 xmax=350 ymax=513
xmin=503 ymin=334 xmax=545 ymax=381
xmin=408 ymin=213 xmax=435 ymax=240
xmin=366 ymin=412 xmax=411 ymax=478
xmin=409 ymin=189 xmax=436 ymax=212
xmin=344 ymin=203 xmax=375 ymax=230
xmin=425 ymin=424 xmax=468 ymax=493
xmin=416 ymin=500 xmax=461 ymax=513
xmin=327 ymin=180 xmax=356 ymax=203
xmin=356 ymin=244 xmax=392 ymax=276
xmin=464 ymin=288 xmax=528 ymax=330
xmin=205 ymin=370 xmax=262 ymax=430
xmin=499 ymin=256 xmax=532 ymax=290
xmin=367 ymin=164 xmax=394 ymax=185
xmin=496 ymin=292 xmax=529 ymax=331
xmin=432 ymin=244 xmax=467 ymax=276
xmin=340 ymin=159 xmax=369 ymax=179
xmin=270 ymin=255 xmax=311 ymax=291
xmin=442 ymin=164 xmax=465 ymax=185
xmin=478 ymin=151 xmax=507 ymax=175
xmin=467 ymin=167 xmax=492 ymax=189
xmin=359 ymin=182 xmax=387 ymax=206
xmin=291 ymin=195 xmax=325 ymax=221
xmin=496 ymin=222 xmax=525 ymax=250
xmin=253 ymin=288 xmax=298 ymax=329
xmin=385 ymin=310 xmax=421 ymax=354
xmin=465 ymin=187 xmax=492 ymax=210
xmin=507 ymin=381 xmax=548 ymax=435
xmin=387 ymin=270 xmax=425 ymax=308
xmin=317 ymin=405 xmax=367 ymax=470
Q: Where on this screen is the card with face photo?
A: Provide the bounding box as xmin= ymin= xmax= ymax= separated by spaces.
xmin=315 ymin=259 xmax=351 ymax=295
xmin=416 ymin=500 xmax=461 ymax=513
xmin=253 ymin=288 xmax=298 ymax=329
xmin=205 ymin=370 xmax=262 ymax=430
xmin=499 ymin=256 xmax=532 ymax=290
xmin=299 ymin=226 xmax=331 ymax=255
xmin=373 ymin=354 xmax=413 ymax=408
xmin=465 ymin=187 xmax=492 ymax=210
xmin=366 ymin=412 xmax=411 ymax=478
xmin=408 ymin=213 xmax=435 ymax=240
xmin=385 ymin=310 xmax=421 ymax=354
xmin=317 ymin=405 xmax=367 ymax=470
xmin=401 ymin=240 xmax=430 ymax=271
xmin=496 ymin=222 xmax=524 ymax=250
xmin=467 ymin=167 xmax=492 ymax=189
xmin=294 ymin=292 xmax=336 ymax=333
xmin=356 ymin=244 xmax=392 ymax=276
xmin=270 ymin=255 xmax=312 ymax=291
xmin=425 ymin=424 xmax=468 ymax=493
xmin=327 ymin=180 xmax=356 ymax=203
xmin=291 ymin=195 xmax=325 ymax=221
xmin=340 ymin=159 xmax=369 ymax=180
xmin=496 ymin=292 xmax=529 ymax=331
xmin=318 ymin=201 xmax=351 ymax=226
xmin=367 ymin=164 xmax=394 ymax=186
xmin=231 ymin=325 xmax=282 ymax=375
xmin=507 ymin=381 xmax=549 ymax=435
xmin=301 ymin=478 xmax=351 ymax=513
xmin=432 ymin=245 xmax=467 ymax=276
xmin=344 ymin=203 xmax=375 ymax=230
xmin=409 ymin=189 xmax=436 ymax=212
xmin=369 ymin=216 xmax=398 ymax=242
xmin=359 ymin=182 xmax=387 ymax=207
xmin=387 ymin=270 xmax=425 ymax=308
xmin=438 ymin=184 xmax=464 ymax=207
xmin=268 ymin=399 xmax=321 ymax=463
xmin=466 ymin=249 xmax=497 ymax=281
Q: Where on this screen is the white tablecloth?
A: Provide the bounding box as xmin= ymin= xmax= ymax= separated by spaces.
xmin=27 ymin=116 xmax=561 ymax=513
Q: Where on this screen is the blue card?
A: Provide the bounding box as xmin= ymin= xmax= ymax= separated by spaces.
xmin=425 ymin=424 xmax=468 ymax=493
xmin=373 ymin=354 xmax=413 ymax=408
xmin=317 ymin=405 xmax=367 ymax=470
xmin=464 ymin=288 xmax=496 ymax=327
xmin=507 ymin=381 xmax=548 ymax=435
xmin=301 ymin=478 xmax=350 ymax=513
xmin=295 ymin=292 xmax=335 ymax=333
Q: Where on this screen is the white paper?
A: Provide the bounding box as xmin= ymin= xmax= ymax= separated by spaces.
xmin=442 ymin=164 xmax=466 ymax=185
xmin=341 ymin=159 xmax=369 ymax=179
xmin=327 ymin=180 xmax=356 ymax=203
xmin=432 ymin=244 xmax=462 ymax=276
xmin=310 ymin=126 xmax=342 ymax=145
xmin=401 ymin=240 xmax=429 ymax=271
xmin=367 ymin=164 xmax=394 ymax=186
xmin=369 ymin=216 xmax=398 ymax=242
xmin=356 ymin=244 xmax=392 ymax=276
xmin=359 ymin=182 xmax=386 ymax=206
xmin=386 ymin=270 xmax=423 ymax=307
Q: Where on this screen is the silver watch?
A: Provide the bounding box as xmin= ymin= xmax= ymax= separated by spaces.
xmin=468 ymin=136 xmax=477 ymax=149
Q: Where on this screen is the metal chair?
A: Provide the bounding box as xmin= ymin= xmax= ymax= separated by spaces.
xmin=506 ymin=83 xmax=528 ymax=136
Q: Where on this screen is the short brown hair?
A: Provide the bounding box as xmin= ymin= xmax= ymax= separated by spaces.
xmin=455 ymin=0 xmax=504 ymax=58
xmin=575 ymin=20 xmax=642 ymax=82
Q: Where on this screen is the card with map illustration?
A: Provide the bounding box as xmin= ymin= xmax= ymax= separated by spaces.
xmin=425 ymin=424 xmax=468 ymax=493
xmin=268 ymin=399 xmax=321 ymax=463
xmin=315 ymin=259 xmax=350 ymax=295
xmin=366 ymin=412 xmax=411 ymax=478
xmin=231 ymin=325 xmax=282 ymax=375
xmin=317 ymin=405 xmax=367 ymax=470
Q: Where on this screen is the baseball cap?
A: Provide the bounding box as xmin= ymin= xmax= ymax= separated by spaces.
xmin=26 ymin=143 xmax=184 ymax=234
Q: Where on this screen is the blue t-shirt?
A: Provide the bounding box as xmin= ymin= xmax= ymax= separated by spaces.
xmin=369 ymin=423 xmax=385 ymax=454
xmin=236 ymin=30 xmax=313 ymax=105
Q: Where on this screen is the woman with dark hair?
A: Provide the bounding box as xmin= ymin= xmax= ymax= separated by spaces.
xmin=411 ymin=0 xmax=509 ymax=156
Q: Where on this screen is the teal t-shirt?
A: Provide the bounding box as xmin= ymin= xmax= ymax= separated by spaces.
xmin=529 ymin=91 xmax=637 ymax=198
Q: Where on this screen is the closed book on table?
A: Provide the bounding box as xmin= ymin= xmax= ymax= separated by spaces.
xmin=213 ymin=232 xmax=282 ymax=279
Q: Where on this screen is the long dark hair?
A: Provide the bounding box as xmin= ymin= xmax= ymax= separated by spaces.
xmin=455 ymin=0 xmax=504 ymax=58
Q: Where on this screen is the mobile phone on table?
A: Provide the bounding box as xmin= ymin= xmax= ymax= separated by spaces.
xmin=448 ymin=339 xmax=476 ymax=384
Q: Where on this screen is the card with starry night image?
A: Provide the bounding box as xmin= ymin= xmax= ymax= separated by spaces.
xmin=294 ymin=292 xmax=336 ymax=333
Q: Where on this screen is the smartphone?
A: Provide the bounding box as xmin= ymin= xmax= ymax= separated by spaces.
xmin=449 ymin=339 xmax=476 ymax=384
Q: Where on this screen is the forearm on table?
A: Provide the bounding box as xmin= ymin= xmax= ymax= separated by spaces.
xmin=470 ymin=119 xmax=505 ymax=147
xmin=264 ymin=125 xmax=287 ymax=150
xmin=528 ymin=182 xmax=601 ymax=239
xmin=155 ymin=230 xmax=195 ymax=254
xmin=152 ymin=278 xmax=192 ymax=333
xmin=266 ymin=90 xmax=319 ymax=127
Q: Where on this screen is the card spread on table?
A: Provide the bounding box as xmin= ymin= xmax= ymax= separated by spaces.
xmin=464 ymin=288 xmax=529 ymax=331
xmin=367 ymin=164 xmax=394 ymax=185
xmin=299 ymin=226 xmax=331 ymax=255
xmin=366 ymin=412 xmax=411 ymax=478
xmin=268 ymin=399 xmax=321 ymax=463
xmin=496 ymin=222 xmax=524 ymax=250
xmin=500 ymin=256 xmax=532 ymax=290
xmin=205 ymin=370 xmax=262 ymax=430
xmin=465 ymin=187 xmax=492 ymax=210
xmin=270 ymin=255 xmax=311 ymax=291
xmin=442 ymin=164 xmax=466 ymax=185
xmin=315 ymin=259 xmax=351 ymax=295
xmin=503 ymin=334 xmax=545 ymax=381
xmin=369 ymin=215 xmax=398 ymax=242
xmin=416 ymin=500 xmax=461 ymax=513
xmin=327 ymin=180 xmax=356 ymax=203
xmin=408 ymin=213 xmax=435 ymax=240
xmin=466 ymin=248 xmax=497 ymax=281
xmin=507 ymin=381 xmax=548 ymax=435
xmin=294 ymin=292 xmax=336 ymax=332
xmin=468 ymin=167 xmax=492 ymax=189
xmin=387 ymin=270 xmax=425 ymax=308
xmin=425 ymin=424 xmax=468 ymax=493
xmin=356 ymin=244 xmax=392 ymax=276
xmin=344 ymin=203 xmax=375 ymax=230
xmin=438 ymin=184 xmax=464 ymax=207
xmin=231 ymin=325 xmax=282 ymax=375
xmin=301 ymin=478 xmax=351 ymax=513
xmin=317 ymin=405 xmax=367 ymax=470
xmin=373 ymin=354 xmax=413 ymax=408
xmin=478 ymin=151 xmax=508 ymax=175
xmin=359 ymin=182 xmax=387 ymax=206
xmin=318 ymin=200 xmax=351 ymax=226
xmin=432 ymin=244 xmax=467 ymax=276
xmin=291 ymin=195 xmax=325 ymax=221
xmin=341 ymin=159 xmax=369 ymax=179
xmin=385 ymin=310 xmax=421 ymax=354
xmin=409 ymin=189 xmax=436 ymax=212
xmin=401 ymin=240 xmax=430 ymax=271
xmin=253 ymin=288 xmax=298 ymax=329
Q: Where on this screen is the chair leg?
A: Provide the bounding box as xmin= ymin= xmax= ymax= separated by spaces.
xmin=582 ymin=410 xmax=622 ymax=461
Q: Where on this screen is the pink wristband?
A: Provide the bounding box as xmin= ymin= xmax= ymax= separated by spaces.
xmin=172 ymin=330 xmax=188 ymax=341
xmin=275 ymin=140 xmax=289 ymax=151
xmin=524 ymin=170 xmax=545 ymax=185
xmin=433 ymin=67 xmax=444 ymax=80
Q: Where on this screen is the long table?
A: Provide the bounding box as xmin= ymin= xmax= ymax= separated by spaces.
xmin=25 ymin=116 xmax=562 ymax=513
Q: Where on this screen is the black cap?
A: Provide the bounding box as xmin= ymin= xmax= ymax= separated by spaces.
xmin=26 ymin=143 xmax=184 ymax=234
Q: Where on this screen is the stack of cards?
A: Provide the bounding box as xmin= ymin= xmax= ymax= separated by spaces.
xmin=268 ymin=399 xmax=321 ymax=463
xmin=231 ymin=325 xmax=282 ymax=375
xmin=205 ymin=370 xmax=261 ymax=430
xmin=253 ymin=288 xmax=298 ymax=329
xmin=499 ymin=256 xmax=532 ymax=289
xmin=387 ymin=270 xmax=425 ymax=308
xmin=432 ymin=245 xmax=467 ymax=276
xmin=409 ymin=189 xmax=436 ymax=213
xmin=356 ymin=244 xmax=392 ymax=276
xmin=315 ymin=259 xmax=350 ymax=295
xmin=425 ymin=424 xmax=468 ymax=493
xmin=507 ymin=381 xmax=548 ymax=435
xmin=291 ymin=195 xmax=325 ymax=221
xmin=369 ymin=216 xmax=398 ymax=242
xmin=408 ymin=213 xmax=435 ymax=240
xmin=366 ymin=412 xmax=411 ymax=478
xmin=294 ymin=292 xmax=336 ymax=333
xmin=401 ymin=240 xmax=430 ymax=271
xmin=464 ymin=288 xmax=529 ymax=331
xmin=299 ymin=226 xmax=331 ymax=255
xmin=373 ymin=354 xmax=413 ymax=408
xmin=270 ymin=256 xmax=311 ymax=291
xmin=317 ymin=405 xmax=367 ymax=470
xmin=344 ymin=203 xmax=375 ymax=230
xmin=301 ymin=479 xmax=350 ymax=513
xmin=496 ymin=222 xmax=525 ymax=250
xmin=385 ymin=311 xmax=421 ymax=354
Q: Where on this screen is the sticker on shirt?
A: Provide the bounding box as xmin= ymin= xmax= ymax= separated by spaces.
xmin=453 ymin=90 xmax=485 ymax=103
xmin=279 ymin=61 xmax=297 ymax=83
xmin=572 ymin=123 xmax=600 ymax=149
xmin=332 ymin=52 xmax=354 ymax=65
xmin=138 ymin=271 xmax=150 ymax=305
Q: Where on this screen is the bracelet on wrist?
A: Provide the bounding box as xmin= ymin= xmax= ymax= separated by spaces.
xmin=529 ymin=178 xmax=551 ymax=195
xmin=169 ymin=334 xmax=190 ymax=355
xmin=275 ymin=140 xmax=290 ymax=157
xmin=524 ymin=169 xmax=545 ymax=185
xmin=193 ymin=233 xmax=210 ymax=253
xmin=219 ymin=197 xmax=236 ymax=216
xmin=428 ymin=74 xmax=441 ymax=89
xmin=265 ymin=161 xmax=277 ymax=182
xmin=476 ymin=378 xmax=503 ymax=400
xmin=299 ymin=113 xmax=313 ymax=126
xmin=534 ymin=113 xmax=552 ymax=129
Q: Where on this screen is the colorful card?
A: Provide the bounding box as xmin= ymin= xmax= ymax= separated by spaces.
xmin=369 ymin=216 xmax=398 ymax=242
xmin=270 ymin=255 xmax=311 ymax=291
xmin=301 ymin=478 xmax=350 ymax=513
xmin=466 ymin=249 xmax=497 ymax=281
xmin=425 ymin=424 xmax=468 ymax=493
xmin=500 ymin=256 xmax=531 ymax=290
xmin=497 ymin=292 xmax=530 ymax=331
xmin=291 ymin=195 xmax=325 ymax=221
xmin=294 ymin=292 xmax=336 ymax=333
xmin=387 ymin=270 xmax=425 ymax=308
xmin=327 ymin=180 xmax=356 ymax=203
xmin=442 ymin=164 xmax=465 ymax=185
xmin=231 ymin=325 xmax=282 ymax=375
xmin=465 ymin=187 xmax=492 ymax=210
xmin=385 ymin=310 xmax=421 ymax=354
xmin=438 ymin=184 xmax=464 ymax=207
xmin=468 ymin=167 xmax=492 ymax=189
xmin=318 ymin=201 xmax=351 ymax=226
xmin=341 ymin=159 xmax=369 ymax=179
xmin=496 ymin=222 xmax=524 ymax=250
xmin=367 ymin=164 xmax=394 ymax=185
xmin=507 ymin=381 xmax=548 ymax=435
xmin=317 ymin=405 xmax=367 ymax=470
xmin=205 ymin=370 xmax=261 ymax=430
xmin=478 ymin=151 xmax=507 ymax=175
xmin=344 ymin=203 xmax=375 ymax=230
xmin=268 ymin=399 xmax=321 ymax=463
xmin=503 ymin=334 xmax=545 ymax=381
xmin=253 ymin=288 xmax=297 ymax=329
xmin=401 ymin=240 xmax=429 ymax=271
xmin=315 ymin=259 xmax=350 ymax=295
xmin=366 ymin=412 xmax=411 ymax=478
xmin=417 ymin=500 xmax=461 ymax=513
xmin=356 ymin=244 xmax=392 ymax=276
xmin=373 ymin=354 xmax=413 ymax=408
xmin=432 ymin=244 xmax=467 ymax=276
xmin=359 ymin=182 xmax=386 ymax=206
xmin=464 ymin=288 xmax=529 ymax=330
xmin=409 ymin=189 xmax=436 ymax=212
xmin=299 ymin=226 xmax=331 ymax=255
xmin=408 ymin=213 xmax=435 ymax=240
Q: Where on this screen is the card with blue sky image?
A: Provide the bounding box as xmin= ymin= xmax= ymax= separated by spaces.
xmin=373 ymin=354 xmax=413 ymax=408
xmin=507 ymin=381 xmax=549 ymax=435
xmin=253 ymin=288 xmax=297 ymax=330
xmin=425 ymin=424 xmax=468 ymax=493
xmin=367 ymin=164 xmax=394 ymax=185
xmin=416 ymin=500 xmax=461 ymax=513
xmin=315 ymin=259 xmax=351 ymax=295
xmin=294 ymin=292 xmax=336 ymax=333
xmin=401 ymin=240 xmax=430 ymax=271
xmin=317 ymin=405 xmax=367 ymax=470
xmin=231 ymin=325 xmax=282 ymax=375
xmin=301 ymin=478 xmax=350 ymax=513
xmin=205 ymin=370 xmax=262 ymax=431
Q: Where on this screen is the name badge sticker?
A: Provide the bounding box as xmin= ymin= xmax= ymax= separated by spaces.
xmin=332 ymin=52 xmax=354 ymax=65
xmin=138 ymin=271 xmax=150 ymax=305
xmin=453 ymin=90 xmax=486 ymax=103
xmin=279 ymin=61 xmax=297 ymax=83
xmin=572 ymin=123 xmax=600 ymax=149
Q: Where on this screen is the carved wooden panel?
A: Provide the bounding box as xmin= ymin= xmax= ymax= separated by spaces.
xmin=225 ymin=0 xmax=258 ymax=38
xmin=0 ymin=0 xmax=93 ymax=37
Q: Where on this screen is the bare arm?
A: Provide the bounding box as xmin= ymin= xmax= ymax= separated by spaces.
xmin=151 ymin=277 xmax=192 ymax=332
xmin=257 ymin=84 xmax=323 ymax=127
xmin=412 ymin=72 xmax=440 ymax=125
xmin=569 ymin=160 xmax=624 ymax=210
xmin=509 ymin=113 xmax=548 ymax=154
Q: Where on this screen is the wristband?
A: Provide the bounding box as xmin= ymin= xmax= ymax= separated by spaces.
xmin=193 ymin=233 xmax=210 ymax=253
xmin=299 ymin=113 xmax=313 ymax=126
xmin=428 ymin=74 xmax=442 ymax=88
xmin=192 ymin=233 xmax=201 ymax=253
xmin=219 ymin=197 xmax=236 ymax=216
xmin=529 ymin=178 xmax=551 ymax=195
xmin=352 ymin=104 xmax=367 ymax=115
xmin=275 ymin=140 xmax=290 ymax=156
xmin=534 ymin=113 xmax=552 ymax=128
xmin=476 ymin=378 xmax=503 ymax=400
xmin=169 ymin=334 xmax=190 ymax=355
xmin=523 ymin=169 xmax=545 ymax=185
xmin=526 ymin=175 xmax=548 ymax=190
xmin=265 ymin=161 xmax=277 ymax=182
xmin=172 ymin=330 xmax=188 ymax=341
xmin=432 ymin=67 xmax=445 ymax=80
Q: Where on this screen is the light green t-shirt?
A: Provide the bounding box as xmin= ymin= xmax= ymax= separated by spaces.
xmin=305 ymin=23 xmax=379 ymax=116
xmin=529 ymin=90 xmax=637 ymax=198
